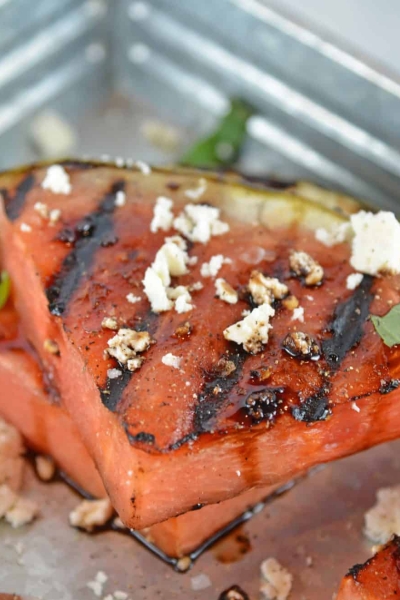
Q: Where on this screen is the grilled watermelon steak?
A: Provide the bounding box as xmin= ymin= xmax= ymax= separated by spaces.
xmin=338 ymin=536 xmax=400 ymax=599
xmin=1 ymin=161 xmax=400 ymax=529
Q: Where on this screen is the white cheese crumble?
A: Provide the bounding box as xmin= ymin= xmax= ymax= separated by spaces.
xmin=168 ymin=285 xmax=193 ymax=313
xmin=315 ymin=222 xmax=351 ymax=247
xmin=143 ymin=268 xmax=173 ymax=313
xmin=5 ymin=497 xmax=39 ymax=528
xmin=33 ymin=202 xmax=61 ymax=225
xmin=20 ymin=222 xmax=31 ymax=232
xmin=41 ymin=164 xmax=71 ymax=194
xmin=143 ymin=236 xmax=193 ymax=313
xmin=173 ymin=203 xmax=229 ymax=244
xmin=107 ymin=329 xmax=153 ymax=371
xmin=69 ymin=498 xmax=113 ymax=532
xmin=107 ymin=368 xmax=122 ymax=379
xmin=35 ymin=455 xmax=55 ymax=481
xmin=126 ymin=293 xmax=141 ymax=304
xmin=224 ymin=303 xmax=275 ymax=353
xmin=34 ymin=202 xmax=49 ymax=219
xmin=0 ymin=417 xmax=24 ymax=492
xmin=346 ymin=273 xmax=364 ymax=290
xmin=113 ymin=592 xmax=129 ymax=600
xmin=135 ymin=160 xmax=151 ymax=175
xmin=248 ymin=271 xmax=288 ymax=305
xmin=87 ymin=571 xmax=108 ymax=598
xmin=102 ymin=317 xmax=118 ymax=330
xmin=0 ymin=485 xmax=17 ymax=518
xmin=200 ymin=254 xmax=232 ymax=278
xmin=260 ymin=557 xmax=293 ymax=600
xmin=150 ymin=196 xmax=174 ymax=233
xmin=351 ymin=401 xmax=360 ymax=413
xmin=115 ymin=190 xmax=126 ymax=207
xmin=364 ymin=485 xmax=400 ymax=544
xmin=190 ymin=573 xmax=212 ymax=591
xmin=291 ymin=306 xmax=304 ymax=322
xmin=161 ymin=353 xmax=181 ymax=369
xmin=215 ymin=278 xmax=238 ymax=304
xmin=184 ymin=178 xmax=207 ymax=200
xmin=289 ymin=250 xmax=324 ymax=286
xmin=350 ymin=211 xmax=400 ymax=275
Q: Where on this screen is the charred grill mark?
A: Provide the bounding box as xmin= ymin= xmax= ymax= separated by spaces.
xmin=347 ymin=562 xmax=366 ymax=580
xmin=168 ymin=432 xmax=199 ymax=451
xmin=379 ymin=379 xmax=400 ymax=394
xmin=322 ymin=275 xmax=374 ymax=369
xmin=101 ymin=310 xmax=159 ymax=413
xmin=60 ymin=160 xmax=98 ymax=171
xmin=2 ymin=172 xmax=35 ymax=220
xmin=193 ymin=350 xmax=248 ymax=433
xmin=292 ymin=389 xmax=331 ymax=422
xmin=124 ymin=430 xmax=155 ymax=445
xmin=244 ymin=387 xmax=285 ymax=424
xmin=46 ymin=180 xmax=125 ymax=316
xmin=101 ymin=370 xmax=132 ymax=412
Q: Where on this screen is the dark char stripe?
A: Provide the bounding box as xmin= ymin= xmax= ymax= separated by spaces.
xmin=193 ymin=348 xmax=248 ymax=433
xmin=322 ymin=274 xmax=374 ymax=369
xmin=46 ymin=180 xmax=125 ymax=316
xmin=2 ymin=172 xmax=35 ymax=221
xmin=102 ymin=310 xmax=159 ymax=413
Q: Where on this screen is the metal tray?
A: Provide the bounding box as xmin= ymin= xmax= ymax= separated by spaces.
xmin=1 ymin=1 xmax=400 ymax=597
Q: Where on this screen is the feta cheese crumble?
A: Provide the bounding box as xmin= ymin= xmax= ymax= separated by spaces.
xmin=350 ymin=210 xmax=400 ymax=275
xmin=260 ymin=557 xmax=293 ymax=600
xmin=168 ymin=285 xmax=193 ymax=313
xmin=184 ymin=178 xmax=207 ymax=200
xmin=135 ymin=160 xmax=151 ymax=175
xmin=215 ymin=278 xmax=238 ymax=304
xmin=351 ymin=401 xmax=360 ymax=413
xmin=346 ymin=273 xmax=364 ymax=290
xmin=291 ymin=306 xmax=304 ymax=322
xmin=364 ymin=485 xmax=400 ymax=544
xmin=150 ymin=196 xmax=174 ymax=233
xmin=5 ymin=497 xmax=39 ymax=528
xmin=161 ymin=353 xmax=181 ymax=369
xmin=315 ymin=222 xmax=351 ymax=247
xmin=248 ymin=271 xmax=288 ymax=305
xmin=107 ymin=368 xmax=122 ymax=379
xmin=33 ymin=202 xmax=62 ymax=225
xmin=102 ymin=317 xmax=118 ymax=330
xmin=115 ymin=190 xmax=126 ymax=207
xmin=200 ymin=254 xmax=232 ymax=278
xmin=107 ymin=329 xmax=153 ymax=371
xmin=289 ymin=250 xmax=324 ymax=286
xmin=173 ymin=203 xmax=229 ymax=243
xmin=20 ymin=222 xmax=31 ymax=232
xmin=69 ymin=498 xmax=113 ymax=532
xmin=224 ymin=303 xmax=275 ymax=353
xmin=143 ymin=236 xmax=193 ymax=313
xmin=126 ymin=293 xmax=141 ymax=304
xmin=41 ymin=164 xmax=71 ymax=194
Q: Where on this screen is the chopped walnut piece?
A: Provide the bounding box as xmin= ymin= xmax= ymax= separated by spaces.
xmin=282 ymin=332 xmax=320 ymax=360
xmin=214 ymin=357 xmax=237 ymax=377
xmin=289 ymin=250 xmax=324 ymax=286
xmin=43 ymin=339 xmax=60 ymax=355
xmin=69 ymin=498 xmax=113 ymax=532
xmin=35 ymin=455 xmax=56 ymax=481
xmin=174 ymin=321 xmax=192 ymax=337
xmin=282 ymin=295 xmax=299 ymax=311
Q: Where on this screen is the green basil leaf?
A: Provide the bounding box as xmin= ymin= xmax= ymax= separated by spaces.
xmin=371 ymin=304 xmax=400 ymax=347
xmin=0 ymin=271 xmax=10 ymax=310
